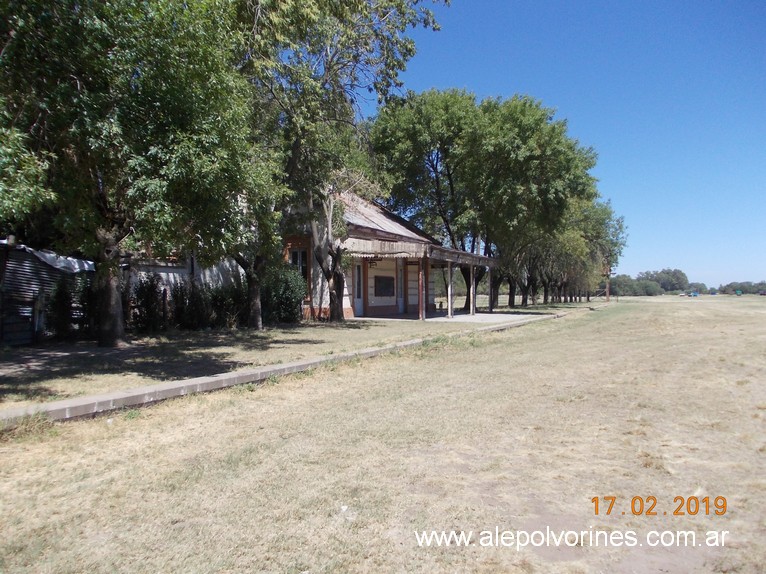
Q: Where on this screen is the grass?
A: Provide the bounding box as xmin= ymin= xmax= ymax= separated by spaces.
xmin=0 ymin=313 xmax=546 ymax=410
xmin=1 ymin=296 xmax=764 ymax=573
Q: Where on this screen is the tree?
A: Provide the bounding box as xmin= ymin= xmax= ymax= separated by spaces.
xmin=372 ymin=89 xmax=482 ymax=308
xmin=637 ymin=269 xmax=689 ymax=293
xmin=466 ymin=96 xmax=599 ymax=306
xmin=0 ymin=100 xmax=53 ymax=228
xmin=243 ymin=0 xmax=446 ymax=321
xmin=1 ymin=1 xmax=259 ymax=345
xmin=689 ymin=282 xmax=708 ymax=294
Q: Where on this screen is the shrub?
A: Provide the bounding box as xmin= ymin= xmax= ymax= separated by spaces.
xmin=210 ymin=283 xmax=248 ymax=328
xmin=133 ymin=273 xmax=165 ymax=333
xmin=171 ymin=280 xmax=213 ymax=330
xmin=75 ymin=275 xmax=98 ymax=337
xmin=262 ymin=264 xmax=305 ymax=324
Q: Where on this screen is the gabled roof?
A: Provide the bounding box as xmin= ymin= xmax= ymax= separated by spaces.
xmin=339 ymin=193 xmax=438 ymax=245
xmin=338 ymin=194 xmax=495 ymax=267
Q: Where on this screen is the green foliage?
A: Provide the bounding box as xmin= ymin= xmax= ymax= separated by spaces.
xmin=76 ymin=275 xmax=99 ymax=338
xmin=170 ymin=281 xmax=213 ymax=330
xmin=0 ymin=100 xmax=53 ymax=227
xmin=607 ymin=275 xmax=663 ymax=296
xmin=718 ymin=281 xmax=766 ymax=295
xmin=48 ymin=277 xmax=73 ymax=339
xmin=637 ymin=280 xmax=664 ymax=296
xmin=262 ymin=264 xmax=306 ymax=324
xmin=170 ymin=280 xmax=256 ymax=330
xmin=373 ymin=89 xmax=618 ymax=306
xmin=372 ymin=88 xmax=479 ymax=245
xmin=2 ymin=0 xmax=270 ymax=344
xmin=470 ymin=95 xmax=598 ymax=244
xmin=132 ymin=274 xmax=165 ymax=333
xmin=210 ymin=283 xmax=249 ymax=329
xmin=636 ymin=269 xmax=689 ymax=293
xmin=689 ymin=282 xmax=709 ymax=294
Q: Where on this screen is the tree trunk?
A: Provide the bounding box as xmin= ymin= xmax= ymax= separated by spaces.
xmin=521 ymin=284 xmax=530 ymax=307
xmin=95 ymin=261 xmax=124 ymax=347
xmin=328 ymin=268 xmax=345 ymax=322
xmin=508 ymin=279 xmax=516 ymax=308
xmin=233 ymin=253 xmax=264 ymax=330
xmin=460 ymin=265 xmax=486 ymax=311
xmin=490 ymin=273 xmax=502 ymax=311
xmin=543 ymin=283 xmax=550 ymax=305
xmin=246 ymin=269 xmax=263 ymax=330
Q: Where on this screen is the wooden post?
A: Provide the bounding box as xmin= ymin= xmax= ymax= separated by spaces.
xmin=488 ymin=266 xmax=493 ymax=313
xmin=418 ymin=257 xmax=425 ymax=320
xmin=470 ymin=264 xmax=476 ymax=316
xmin=447 ymin=262 xmax=453 ymax=319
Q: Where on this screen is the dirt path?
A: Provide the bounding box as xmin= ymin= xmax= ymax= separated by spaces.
xmin=1 ymin=297 xmax=763 ymax=573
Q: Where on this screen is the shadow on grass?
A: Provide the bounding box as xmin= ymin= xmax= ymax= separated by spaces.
xmin=0 ymin=322 xmax=370 ymax=404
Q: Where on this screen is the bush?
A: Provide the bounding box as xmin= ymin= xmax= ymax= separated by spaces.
xmin=262 ymin=264 xmax=306 ymax=324
xmin=171 ymin=280 xmax=213 ymax=330
xmin=636 ymin=279 xmax=663 ymax=296
xmin=210 ymin=283 xmax=248 ymax=328
xmin=48 ymin=276 xmax=73 ymax=339
xmin=75 ymin=275 xmax=98 ymax=337
xmin=133 ymin=273 xmax=165 ymax=333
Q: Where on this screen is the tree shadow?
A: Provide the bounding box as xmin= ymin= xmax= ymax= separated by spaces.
xmin=0 ymin=323 xmax=365 ymax=405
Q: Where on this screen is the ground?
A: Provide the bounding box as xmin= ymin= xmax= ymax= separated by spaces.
xmin=1 ymin=297 xmax=764 ymax=573
xmin=0 ymin=314 xmax=495 ymax=409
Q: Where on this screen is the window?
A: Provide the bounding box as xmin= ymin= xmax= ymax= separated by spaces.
xmin=291 ymin=249 xmax=308 ymax=283
xmin=374 ymin=275 xmax=395 ymax=297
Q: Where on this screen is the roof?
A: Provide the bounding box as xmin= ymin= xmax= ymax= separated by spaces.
xmin=339 ymin=193 xmax=437 ymax=245
xmin=1 ymin=240 xmax=95 ymax=273
xmin=338 ymin=194 xmax=495 ymax=267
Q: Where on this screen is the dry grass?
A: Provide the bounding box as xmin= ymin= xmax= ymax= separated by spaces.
xmin=1 ymin=296 xmax=764 ymax=573
xmin=0 ymin=315 xmax=507 ymax=410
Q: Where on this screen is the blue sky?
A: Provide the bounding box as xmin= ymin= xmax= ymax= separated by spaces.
xmin=376 ymin=0 xmax=765 ymax=287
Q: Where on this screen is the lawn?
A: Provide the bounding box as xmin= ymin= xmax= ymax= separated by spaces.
xmin=1 ymin=296 xmax=764 ymax=573
xmin=0 ymin=313 xmax=521 ymax=410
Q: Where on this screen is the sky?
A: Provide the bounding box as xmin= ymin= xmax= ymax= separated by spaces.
xmin=371 ymin=0 xmax=766 ymax=287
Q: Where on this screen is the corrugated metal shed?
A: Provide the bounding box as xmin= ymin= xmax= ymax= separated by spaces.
xmin=0 ymin=241 xmax=94 ymax=346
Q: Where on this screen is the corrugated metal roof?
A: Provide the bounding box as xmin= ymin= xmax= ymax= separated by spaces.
xmin=338 ymin=194 xmax=496 ymax=267
xmin=0 ymin=241 xmax=95 ymax=273
xmin=339 ymin=193 xmax=436 ymax=244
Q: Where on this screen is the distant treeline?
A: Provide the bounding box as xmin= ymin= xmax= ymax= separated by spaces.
xmin=610 ymin=268 xmax=766 ymax=296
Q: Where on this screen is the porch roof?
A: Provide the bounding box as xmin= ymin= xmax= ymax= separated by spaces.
xmin=339 ymin=195 xmax=496 ymax=268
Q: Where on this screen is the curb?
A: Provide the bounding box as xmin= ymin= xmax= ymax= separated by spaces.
xmin=1 ymin=313 xmax=560 ymax=427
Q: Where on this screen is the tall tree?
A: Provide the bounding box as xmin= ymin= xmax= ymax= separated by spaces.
xmin=242 ymin=0 xmax=446 ymax=321
xmin=1 ymin=0 xmax=259 ymax=345
xmin=0 ymin=100 xmax=53 ymax=228
xmin=372 ymin=88 xmax=484 ymax=308
xmin=467 ymin=96 xmax=599 ymax=306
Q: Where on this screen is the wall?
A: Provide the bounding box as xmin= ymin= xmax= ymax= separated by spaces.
xmin=0 ymin=244 xmax=93 ymax=345
xmin=130 ymin=257 xmax=244 ymax=292
xmin=366 ymin=259 xmax=397 ymax=313
xmin=405 ymin=260 xmax=436 ymax=313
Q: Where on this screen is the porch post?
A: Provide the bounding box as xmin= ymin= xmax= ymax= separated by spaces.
xmin=447 ymin=262 xmax=454 ymax=319
xmin=418 ymin=257 xmax=425 ymax=321
xmin=470 ymin=264 xmax=476 ymax=316
xmin=488 ymin=266 xmax=493 ymax=313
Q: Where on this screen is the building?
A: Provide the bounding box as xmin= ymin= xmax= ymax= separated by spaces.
xmin=284 ymin=193 xmax=495 ymax=320
xmin=0 ymin=239 xmax=94 ymax=345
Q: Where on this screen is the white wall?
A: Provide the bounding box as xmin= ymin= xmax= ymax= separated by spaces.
xmin=367 ymin=259 xmax=397 ymax=308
